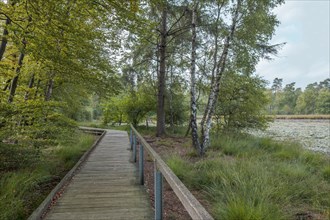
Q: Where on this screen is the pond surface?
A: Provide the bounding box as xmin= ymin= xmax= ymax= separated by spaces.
xmin=251 ymin=119 xmax=330 ymax=154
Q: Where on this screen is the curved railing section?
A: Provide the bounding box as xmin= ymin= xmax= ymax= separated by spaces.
xmin=130 ymin=125 xmax=214 ymax=220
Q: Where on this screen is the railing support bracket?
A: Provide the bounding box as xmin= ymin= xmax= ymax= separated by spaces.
xmin=133 ymin=134 xmax=137 ymax=162
xmin=155 ymin=164 xmax=163 ymax=220
xmin=139 ymin=144 xmax=144 ymax=185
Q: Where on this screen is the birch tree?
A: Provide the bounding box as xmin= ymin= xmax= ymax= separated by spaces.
xmin=189 ymin=2 xmax=200 ymax=152
xmin=189 ymin=0 xmax=284 ymax=155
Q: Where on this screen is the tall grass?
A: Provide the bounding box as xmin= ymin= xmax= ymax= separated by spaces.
xmin=0 ymin=132 xmax=95 ymax=220
xmin=167 ymin=133 xmax=330 ymax=220
xmin=55 ymin=134 xmax=95 ymax=170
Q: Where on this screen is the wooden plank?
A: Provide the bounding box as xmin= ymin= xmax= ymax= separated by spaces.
xmin=61 ymin=184 xmax=145 ymax=192
xmin=59 ymin=191 xmax=147 ymax=199
xmin=46 ymin=209 xmax=152 ymax=220
xmin=30 ymin=129 xmax=152 ymax=220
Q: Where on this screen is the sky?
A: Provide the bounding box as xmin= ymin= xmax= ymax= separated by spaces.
xmin=255 ymin=0 xmax=330 ymax=89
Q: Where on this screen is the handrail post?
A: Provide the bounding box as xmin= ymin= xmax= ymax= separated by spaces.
xmin=155 ymin=163 xmax=163 ymax=220
xmin=133 ymin=134 xmax=137 ymax=163
xmin=130 ymin=127 xmax=133 ymax=150
xmin=139 ymin=144 xmax=144 ymax=185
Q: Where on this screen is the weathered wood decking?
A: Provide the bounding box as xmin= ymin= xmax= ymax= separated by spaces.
xmin=45 ymin=130 xmax=153 ymax=220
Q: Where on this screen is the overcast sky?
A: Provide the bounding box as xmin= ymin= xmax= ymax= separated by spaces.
xmin=255 ymin=0 xmax=330 ymax=89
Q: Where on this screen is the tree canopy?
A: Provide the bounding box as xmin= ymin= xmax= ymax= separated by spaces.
xmin=268 ymin=78 xmax=330 ymax=115
xmin=0 ymin=0 xmax=139 ymax=145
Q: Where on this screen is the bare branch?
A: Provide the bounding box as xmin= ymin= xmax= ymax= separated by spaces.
xmin=167 ymin=7 xmax=188 ymax=36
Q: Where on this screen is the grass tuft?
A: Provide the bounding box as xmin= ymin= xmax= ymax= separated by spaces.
xmin=55 ymin=134 xmax=95 ymax=170
xmin=322 ymin=166 xmax=330 ymax=182
xmin=167 ymin=155 xmax=192 ymax=181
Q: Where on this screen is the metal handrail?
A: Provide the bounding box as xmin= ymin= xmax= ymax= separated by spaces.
xmin=130 ymin=125 xmax=214 ymax=220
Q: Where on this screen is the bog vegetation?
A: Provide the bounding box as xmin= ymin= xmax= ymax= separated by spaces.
xmin=166 ymin=132 xmax=330 ymax=219
xmin=0 ymin=0 xmax=329 ymax=219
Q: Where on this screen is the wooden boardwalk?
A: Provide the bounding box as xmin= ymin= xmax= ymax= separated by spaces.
xmin=45 ymin=130 xmax=153 ymax=220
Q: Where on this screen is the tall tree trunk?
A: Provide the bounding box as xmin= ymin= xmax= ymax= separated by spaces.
xmin=34 ymin=79 xmax=41 ymax=99
xmin=24 ymin=74 xmax=35 ymax=100
xmin=0 ymin=17 xmax=10 ymax=61
xmin=169 ymin=65 xmax=174 ymax=131
xmin=200 ymin=0 xmax=241 ymax=154
xmin=189 ymin=3 xmax=201 ymax=154
xmin=156 ymin=4 xmax=167 ymax=137
xmin=45 ymin=79 xmax=54 ymax=101
xmin=8 ymin=51 xmax=25 ymax=103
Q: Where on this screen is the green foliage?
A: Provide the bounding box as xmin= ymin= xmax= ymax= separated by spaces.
xmin=0 ymin=0 xmax=127 ymax=150
xmin=231 ymin=0 xmax=284 ymax=74
xmin=167 ymin=133 xmax=330 ymax=219
xmin=102 ymin=94 xmax=128 ymax=125
xmin=295 ymin=83 xmax=319 ymax=115
xmin=0 ymin=143 xmax=39 ymax=172
xmin=278 ymin=83 xmax=300 ymax=114
xmin=102 ymin=85 xmax=157 ymax=127
xmin=0 ymin=101 xmax=77 ymax=148
xmin=215 ymin=72 xmax=271 ymax=131
xmin=165 ymin=78 xmax=189 ymax=126
xmin=316 ymin=88 xmax=330 ymax=114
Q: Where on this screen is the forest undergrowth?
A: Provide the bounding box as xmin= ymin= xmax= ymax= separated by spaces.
xmin=0 ymin=132 xmax=95 ymax=220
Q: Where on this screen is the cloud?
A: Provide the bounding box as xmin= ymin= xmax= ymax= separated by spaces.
xmin=256 ymin=0 xmax=330 ymax=89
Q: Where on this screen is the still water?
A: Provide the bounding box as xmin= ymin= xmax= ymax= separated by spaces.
xmin=251 ymin=119 xmax=330 ymax=154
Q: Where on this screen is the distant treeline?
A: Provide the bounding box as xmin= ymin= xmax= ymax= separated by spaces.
xmin=266 ymin=78 xmax=330 ymax=115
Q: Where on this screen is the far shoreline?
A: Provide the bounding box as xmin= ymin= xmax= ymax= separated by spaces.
xmin=269 ymin=115 xmax=330 ymax=120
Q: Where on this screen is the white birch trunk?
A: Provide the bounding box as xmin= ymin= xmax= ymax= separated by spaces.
xmin=200 ymin=3 xmax=223 ymax=131
xmin=200 ymin=0 xmax=242 ymax=153
xmin=189 ymin=3 xmax=201 ymax=154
